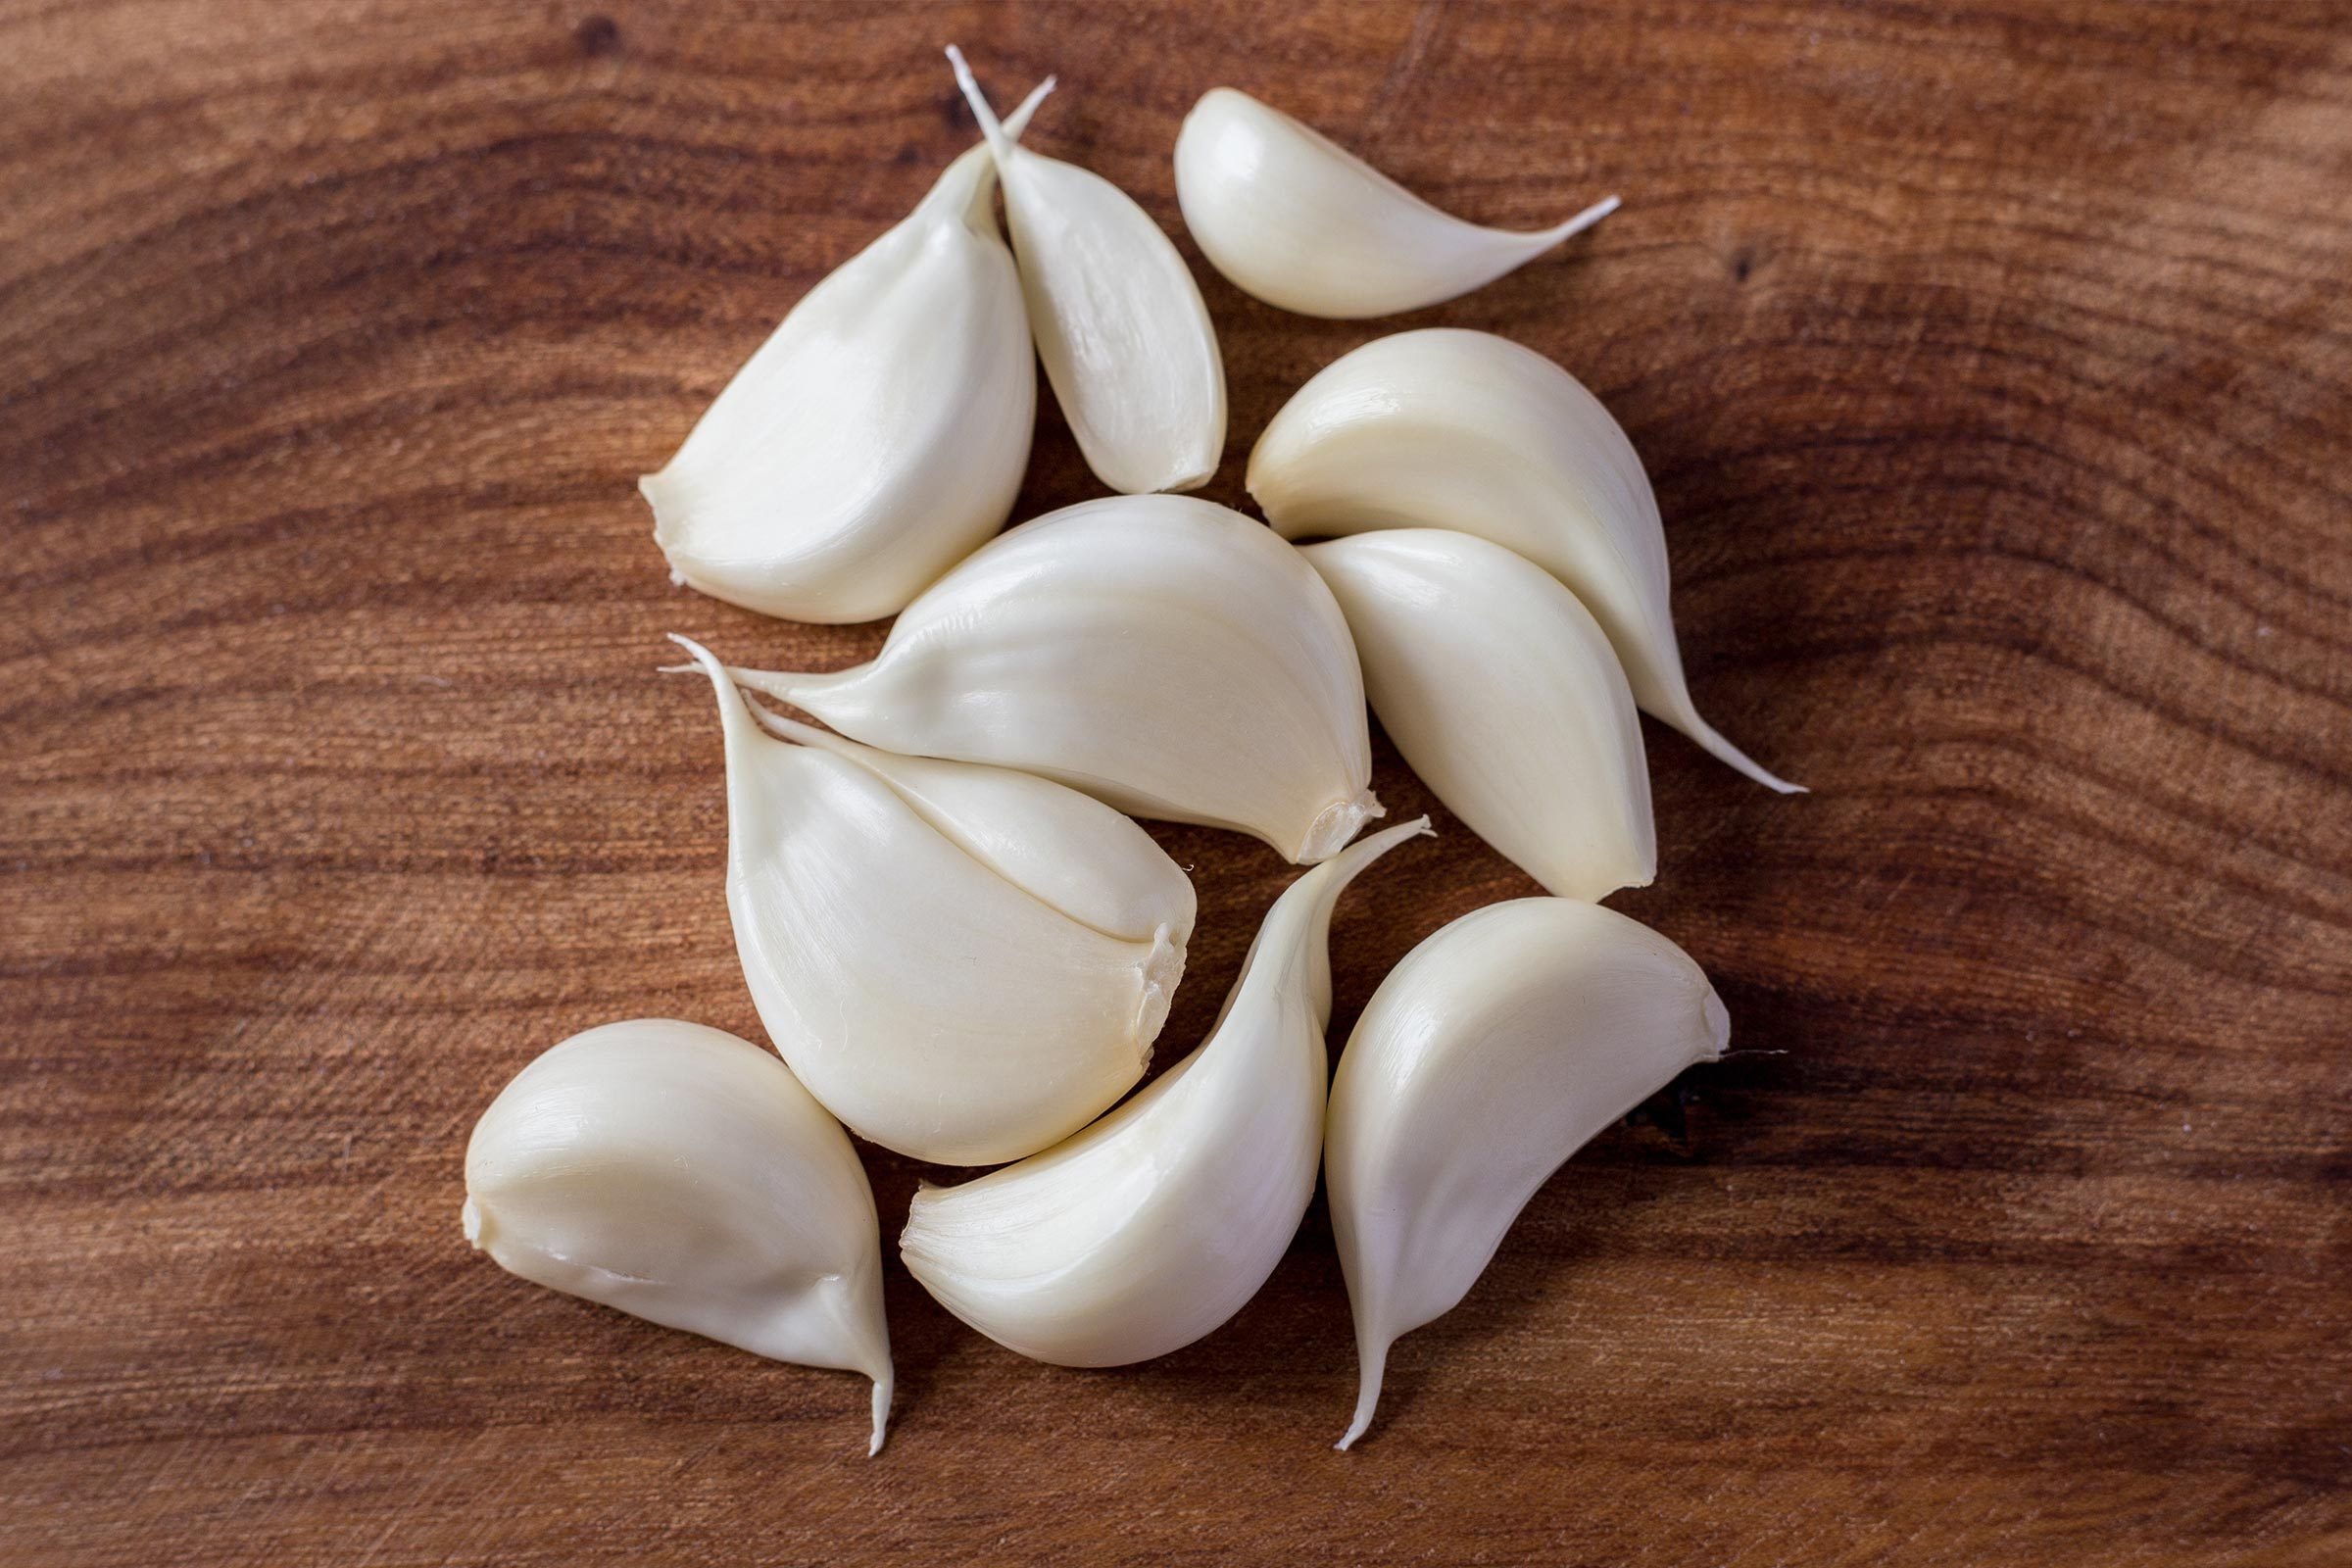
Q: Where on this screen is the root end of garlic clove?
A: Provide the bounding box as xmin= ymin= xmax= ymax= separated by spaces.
xmin=1298 ymin=788 xmax=1387 ymax=863
xmin=1133 ymin=923 xmax=1185 ymax=1050
xmin=1702 ymin=987 xmax=1732 ymax=1057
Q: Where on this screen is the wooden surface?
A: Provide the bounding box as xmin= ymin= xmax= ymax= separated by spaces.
xmin=6 ymin=2 xmax=2349 ymax=1563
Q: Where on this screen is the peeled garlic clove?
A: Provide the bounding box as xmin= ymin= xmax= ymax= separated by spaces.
xmin=1174 ymin=87 xmax=1618 ymax=318
xmin=728 ymin=494 xmax=1380 ymax=863
xmin=638 ymin=81 xmax=1051 ymax=624
xmin=1301 ymin=529 xmax=1654 ymax=902
xmin=738 ymin=701 xmax=1195 ymax=950
xmin=1250 ymin=328 xmax=1803 ymax=793
xmin=1325 ymin=899 xmax=1729 ymax=1449
xmin=902 ymin=818 xmax=1432 ymax=1367
xmin=950 ymin=47 xmax=1226 ymax=495
xmin=463 ymin=1018 xmax=894 ymax=1454
xmin=673 ymin=637 xmax=1186 ymax=1166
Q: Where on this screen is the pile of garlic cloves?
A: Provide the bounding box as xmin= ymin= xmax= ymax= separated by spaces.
xmin=463 ymin=52 xmax=1801 ymax=1455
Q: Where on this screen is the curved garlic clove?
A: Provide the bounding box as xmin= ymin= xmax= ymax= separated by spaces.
xmin=1250 ymin=328 xmax=1803 ymax=793
xmin=727 ymin=494 xmax=1381 ymax=863
xmin=672 ymin=638 xmax=1186 ymax=1166
xmin=1325 ymin=900 xmax=1729 ymax=1449
xmin=1174 ymin=86 xmax=1618 ymax=318
xmin=1301 ymin=529 xmax=1654 ymax=902
xmin=463 ymin=1018 xmax=895 ymax=1454
xmin=901 ymin=818 xmax=1433 ymax=1367
xmin=950 ymin=47 xmax=1226 ymax=495
xmin=638 ymin=81 xmax=1051 ymax=624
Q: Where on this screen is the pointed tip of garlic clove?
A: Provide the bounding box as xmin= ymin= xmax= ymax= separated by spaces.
xmin=867 ymin=1371 xmax=893 ymax=1457
xmin=1676 ymin=710 xmax=1806 ymax=795
xmin=1541 ymin=193 xmax=1622 ymax=245
xmin=1336 ymin=1334 xmax=1392 ymax=1451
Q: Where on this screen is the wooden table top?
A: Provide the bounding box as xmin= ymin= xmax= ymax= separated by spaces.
xmin=7 ymin=3 xmax=2348 ymax=1564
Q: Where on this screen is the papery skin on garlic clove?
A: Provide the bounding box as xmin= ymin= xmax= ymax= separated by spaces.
xmin=671 ymin=637 xmax=1189 ymax=1166
xmin=1173 ymin=86 xmax=1618 ymax=319
xmin=637 ymin=81 xmax=1051 ymax=624
xmin=725 ymin=493 xmax=1381 ymax=863
xmin=901 ymin=817 xmax=1433 ymax=1367
xmin=1324 ymin=900 xmax=1730 ymax=1449
xmin=462 ymin=1018 xmax=896 ymax=1454
xmin=1301 ymin=529 xmax=1655 ymax=903
xmin=950 ymin=47 xmax=1226 ymax=495
xmin=1250 ymin=328 xmax=1804 ymax=794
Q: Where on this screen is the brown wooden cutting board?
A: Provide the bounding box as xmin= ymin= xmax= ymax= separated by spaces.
xmin=7 ymin=3 xmax=2348 ymax=1563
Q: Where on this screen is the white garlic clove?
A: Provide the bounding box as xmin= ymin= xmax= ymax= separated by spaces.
xmin=901 ymin=818 xmax=1433 ymax=1367
xmin=1174 ymin=86 xmax=1618 ymax=318
xmin=463 ymin=1018 xmax=895 ymax=1454
xmin=1250 ymin=328 xmax=1804 ymax=793
xmin=1324 ymin=899 xmax=1730 ymax=1449
xmin=950 ymin=48 xmax=1226 ymax=495
xmin=1301 ymin=529 xmax=1654 ymax=903
xmin=727 ymin=494 xmax=1381 ymax=863
xmin=638 ymin=81 xmax=1052 ymax=624
xmin=672 ymin=637 xmax=1187 ymax=1166
xmin=737 ymin=701 xmax=1195 ymax=950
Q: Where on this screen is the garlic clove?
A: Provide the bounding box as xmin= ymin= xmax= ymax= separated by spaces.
xmin=673 ymin=637 xmax=1186 ymax=1166
xmin=463 ymin=1018 xmax=895 ymax=1453
xmin=1174 ymin=86 xmax=1618 ymax=319
xmin=1250 ymin=328 xmax=1803 ymax=793
xmin=726 ymin=493 xmax=1381 ymax=863
xmin=901 ymin=818 xmax=1433 ymax=1367
xmin=1324 ymin=899 xmax=1729 ymax=1449
xmin=950 ymin=47 xmax=1227 ymax=495
xmin=1301 ymin=529 xmax=1655 ymax=903
xmin=739 ymin=700 xmax=1196 ymax=949
xmin=638 ymin=81 xmax=1052 ymax=624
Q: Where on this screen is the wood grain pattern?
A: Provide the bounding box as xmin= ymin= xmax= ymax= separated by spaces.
xmin=5 ymin=2 xmax=2349 ymax=1563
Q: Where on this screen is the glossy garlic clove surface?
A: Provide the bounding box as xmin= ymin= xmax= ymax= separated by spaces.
xmin=673 ymin=638 xmax=1189 ymax=1165
xmin=1250 ymin=328 xmax=1802 ymax=793
xmin=1324 ymin=900 xmax=1729 ymax=1448
xmin=952 ymin=48 xmax=1226 ymax=494
xmin=1301 ymin=528 xmax=1654 ymax=902
xmin=463 ymin=1018 xmax=895 ymax=1453
xmin=639 ymin=83 xmax=1050 ymax=623
xmin=901 ymin=818 xmax=1432 ymax=1367
xmin=1174 ymin=86 xmax=1617 ymax=318
xmin=727 ymin=494 xmax=1381 ymax=862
